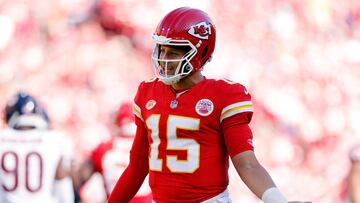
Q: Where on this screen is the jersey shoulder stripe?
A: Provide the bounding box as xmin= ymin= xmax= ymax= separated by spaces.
xmin=133 ymin=102 xmax=143 ymax=121
xmin=220 ymin=101 xmax=253 ymax=123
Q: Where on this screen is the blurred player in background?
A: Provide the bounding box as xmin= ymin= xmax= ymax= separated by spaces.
xmin=108 ymin=7 xmax=309 ymax=203
xmin=76 ymin=102 xmax=152 ymax=203
xmin=347 ymin=144 xmax=360 ymax=203
xmin=0 ymin=92 xmax=74 ymax=203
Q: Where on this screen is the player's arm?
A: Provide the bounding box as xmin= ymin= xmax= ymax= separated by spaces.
xmin=222 ymin=118 xmax=283 ymax=202
xmin=107 ymin=117 xmax=149 ymax=203
xmin=74 ymin=159 xmax=95 ymax=193
xmin=223 ymin=116 xmax=309 ymax=203
xmin=54 ymin=157 xmax=75 ymax=203
xmin=231 ymin=150 xmax=279 ymax=198
xmin=231 ymin=148 xmax=273 ymax=196
xmin=75 ymin=140 xmax=110 ymax=192
xmin=348 ymin=161 xmax=360 ymax=202
xmin=231 ymin=150 xmax=310 ymax=203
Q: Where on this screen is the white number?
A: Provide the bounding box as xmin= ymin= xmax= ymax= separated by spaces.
xmin=146 ymin=114 xmax=162 ymax=171
xmin=146 ymin=115 xmax=200 ymax=173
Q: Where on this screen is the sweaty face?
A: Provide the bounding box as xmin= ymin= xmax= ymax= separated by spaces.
xmin=158 ymin=45 xmax=188 ymax=76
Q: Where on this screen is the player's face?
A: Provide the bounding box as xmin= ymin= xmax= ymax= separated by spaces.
xmin=159 ymin=45 xmax=187 ymax=76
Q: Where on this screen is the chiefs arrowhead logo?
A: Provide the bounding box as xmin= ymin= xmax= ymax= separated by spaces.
xmin=188 ymin=21 xmax=212 ymax=40
xmin=146 ymin=100 xmax=156 ymax=110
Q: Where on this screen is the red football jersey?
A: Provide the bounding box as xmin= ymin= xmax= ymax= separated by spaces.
xmin=131 ymin=78 xmax=254 ymax=203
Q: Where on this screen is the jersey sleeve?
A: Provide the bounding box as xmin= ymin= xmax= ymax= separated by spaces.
xmin=219 ymin=80 xmax=253 ymax=125
xmin=107 ymin=114 xmax=149 ymax=203
xmin=130 ymin=116 xmax=150 ymax=156
xmin=219 ymin=80 xmax=254 ymax=157
xmin=222 ymin=118 xmax=254 ymax=157
xmin=131 ymin=80 xmax=149 ymax=157
xmin=133 ymin=81 xmax=146 ymax=122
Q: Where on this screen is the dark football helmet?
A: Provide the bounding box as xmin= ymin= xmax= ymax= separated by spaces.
xmin=5 ymin=92 xmax=50 ymax=129
xmin=152 ymin=7 xmax=216 ymax=84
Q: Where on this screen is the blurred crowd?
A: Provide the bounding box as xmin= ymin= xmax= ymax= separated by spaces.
xmin=0 ymin=0 xmax=359 ymax=202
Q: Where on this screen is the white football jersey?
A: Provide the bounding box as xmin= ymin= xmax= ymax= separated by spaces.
xmin=0 ymin=128 xmax=71 ymax=203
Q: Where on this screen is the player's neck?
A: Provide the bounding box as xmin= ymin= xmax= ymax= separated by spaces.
xmin=171 ymin=71 xmax=204 ymax=91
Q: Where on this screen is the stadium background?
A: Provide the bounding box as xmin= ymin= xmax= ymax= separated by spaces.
xmin=0 ymin=0 xmax=359 ymax=202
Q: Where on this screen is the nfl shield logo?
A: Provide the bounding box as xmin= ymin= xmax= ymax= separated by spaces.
xmin=170 ymin=100 xmax=178 ymax=109
xmin=195 ymin=99 xmax=214 ymax=116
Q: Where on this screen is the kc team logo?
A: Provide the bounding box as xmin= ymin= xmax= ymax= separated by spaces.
xmin=195 ymin=99 xmax=214 ymax=116
xmin=146 ymin=100 xmax=156 ymax=110
xmin=188 ymin=21 xmax=212 ymax=40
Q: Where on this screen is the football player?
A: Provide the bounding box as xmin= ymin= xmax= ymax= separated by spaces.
xmin=76 ymin=102 xmax=152 ymax=203
xmin=0 ymin=92 xmax=74 ymax=203
xmin=108 ymin=7 xmax=310 ymax=203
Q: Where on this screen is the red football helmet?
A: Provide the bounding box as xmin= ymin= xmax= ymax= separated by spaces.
xmin=152 ymin=7 xmax=216 ymax=84
xmin=113 ymin=102 xmax=136 ymax=137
